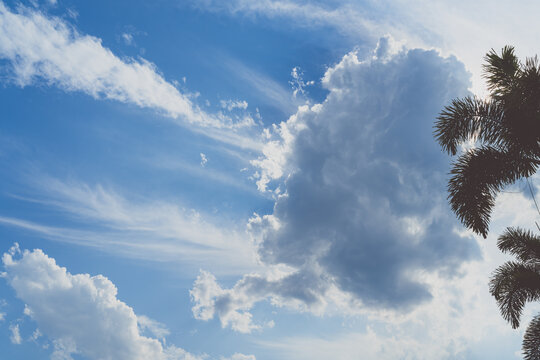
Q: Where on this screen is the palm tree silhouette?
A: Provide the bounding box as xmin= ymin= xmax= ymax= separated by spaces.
xmin=490 ymin=227 xmax=540 ymax=360
xmin=435 ymin=46 xmax=540 ymax=358
xmin=434 ymin=46 xmax=540 ymax=238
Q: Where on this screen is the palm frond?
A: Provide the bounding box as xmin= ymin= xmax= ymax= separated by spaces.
xmin=449 ymin=147 xmax=539 ymax=238
xmin=489 ymin=261 xmax=540 ymax=328
xmin=502 ymin=56 xmax=540 ymax=156
xmin=498 ymin=227 xmax=540 ymax=263
xmin=434 ymin=96 xmax=505 ymax=155
xmin=483 ymin=46 xmax=520 ymax=98
xmin=523 ymin=314 xmax=540 ymax=360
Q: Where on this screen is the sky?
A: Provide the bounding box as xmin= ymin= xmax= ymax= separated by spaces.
xmin=1 ymin=1 xmax=540 ymax=359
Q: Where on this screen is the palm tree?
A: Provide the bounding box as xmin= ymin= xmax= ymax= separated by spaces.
xmin=434 ymin=46 xmax=540 ymax=238
xmin=435 ymin=46 xmax=540 ymax=358
xmin=490 ymin=227 xmax=540 ymax=360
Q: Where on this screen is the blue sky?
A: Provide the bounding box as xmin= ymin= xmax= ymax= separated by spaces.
xmin=2 ymin=1 xmax=540 ymax=359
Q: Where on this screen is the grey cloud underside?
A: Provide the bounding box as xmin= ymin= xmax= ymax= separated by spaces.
xmin=257 ymin=48 xmax=480 ymax=309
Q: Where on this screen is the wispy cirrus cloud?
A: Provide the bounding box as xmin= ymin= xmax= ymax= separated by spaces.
xmin=0 ymin=2 xmax=262 ymax=150
xmin=0 ymin=177 xmax=259 ymax=275
xmin=229 ymin=59 xmax=302 ymax=115
xmin=189 ymin=0 xmax=380 ymax=40
xmin=191 ymin=0 xmax=540 ymax=95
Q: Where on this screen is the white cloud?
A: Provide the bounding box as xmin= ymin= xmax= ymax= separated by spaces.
xmin=191 ymin=270 xmax=261 ymax=333
xmin=0 ymin=2 xmax=262 ymax=150
xmin=191 ymin=265 xmax=339 ymax=333
xmin=30 ymin=328 xmax=42 ymax=341
xmin=221 ymin=354 xmax=256 ymax=360
xmin=200 ymin=153 xmax=208 ymax=167
xmin=0 ymin=178 xmax=259 ymax=275
xmin=121 ymin=33 xmax=134 ymax=46
xmin=138 ymin=315 xmax=170 ymax=340
xmin=289 ymin=67 xmax=314 ymax=98
xmin=2 ymin=246 xmax=205 ymax=360
xmin=9 ymin=323 xmax=22 ymax=344
xmin=0 ymin=312 xmax=5 ymax=321
xmin=220 ymin=100 xmax=249 ymax=111
xmin=0 ymin=3 xmax=206 ymax=124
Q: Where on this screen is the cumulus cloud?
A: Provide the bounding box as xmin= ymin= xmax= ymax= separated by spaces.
xmin=2 ymin=246 xmax=258 ymax=360
xmin=191 ymin=266 xmax=341 ymax=332
xmin=253 ymin=183 xmax=540 ymax=359
xmin=1 ymin=245 xmax=226 ymax=359
xmin=192 ymin=40 xmax=481 ymax=331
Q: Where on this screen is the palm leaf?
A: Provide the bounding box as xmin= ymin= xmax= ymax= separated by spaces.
xmin=502 ymin=56 xmax=540 ymax=156
xmin=448 ymin=147 xmax=539 ymax=238
xmin=434 ymin=96 xmax=505 ymax=155
xmin=523 ymin=314 xmax=540 ymax=360
xmin=490 ymin=261 xmax=540 ymax=328
xmin=483 ymin=45 xmax=520 ymax=98
xmin=498 ymin=227 xmax=540 ymax=263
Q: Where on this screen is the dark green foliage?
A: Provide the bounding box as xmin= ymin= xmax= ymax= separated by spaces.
xmin=435 ymin=46 xmax=540 ymax=237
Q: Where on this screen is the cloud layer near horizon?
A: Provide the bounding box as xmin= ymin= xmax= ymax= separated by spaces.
xmin=192 ymin=39 xmax=481 ymax=331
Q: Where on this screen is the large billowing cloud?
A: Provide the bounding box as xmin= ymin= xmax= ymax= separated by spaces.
xmin=192 ymin=38 xmax=481 ymax=331
xmin=1 ymin=245 xmax=255 ymax=360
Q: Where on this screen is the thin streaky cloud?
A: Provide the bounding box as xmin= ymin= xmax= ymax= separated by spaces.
xmin=192 ymin=0 xmax=540 ymax=95
xmin=0 ymin=214 xmax=257 ymax=275
xmin=221 ymin=56 xmax=300 ymax=115
xmin=190 ymin=0 xmax=380 ymax=40
xmin=0 ymin=179 xmax=259 ymax=274
xmin=0 ymin=2 xmax=262 ymax=150
xmin=145 ymin=156 xmax=264 ymax=196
